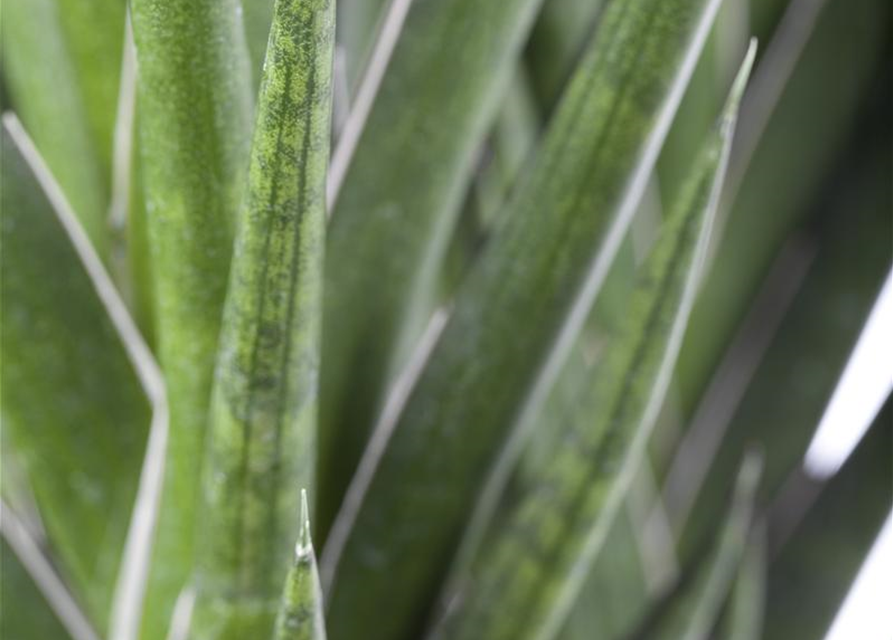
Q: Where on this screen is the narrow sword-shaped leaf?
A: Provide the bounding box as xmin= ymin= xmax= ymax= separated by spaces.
xmin=0 ymin=116 xmax=153 ymax=630
xmin=1 ymin=0 xmax=111 ymax=254
xmin=673 ymin=111 xmax=893 ymax=563
xmin=188 ymin=1 xmax=333 ymax=637
xmin=128 ymin=0 xmax=254 ymax=635
xmin=632 ymin=453 xmax=762 ymax=640
xmin=322 ymin=4 xmax=728 ymax=639
xmin=318 ymin=0 xmax=547 ymax=534
xmin=273 ymin=491 xmax=327 ymax=640
xmin=429 ymin=49 xmax=753 ymax=640
xmin=672 ymin=0 xmax=890 ymax=416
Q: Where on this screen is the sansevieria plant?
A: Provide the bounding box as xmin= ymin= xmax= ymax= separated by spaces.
xmin=1 ymin=0 xmax=890 ymax=639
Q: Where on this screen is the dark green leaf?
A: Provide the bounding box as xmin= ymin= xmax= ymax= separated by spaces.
xmin=318 ymin=0 xmax=547 ymax=533
xmin=0 ymin=116 xmax=153 ymax=630
xmin=763 ymin=395 xmax=892 ymax=640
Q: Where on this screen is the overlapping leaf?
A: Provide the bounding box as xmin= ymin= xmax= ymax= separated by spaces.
xmin=128 ymin=0 xmax=254 ymax=635
xmin=0 ymin=117 xmax=153 ymax=630
xmin=322 ymin=3 xmax=727 ymax=639
xmin=187 ymin=0 xmax=333 ymax=637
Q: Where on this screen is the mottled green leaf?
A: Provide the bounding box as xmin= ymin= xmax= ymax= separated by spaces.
xmin=430 ymin=48 xmax=753 ymax=640
xmin=322 ymin=3 xmax=727 ymax=639
xmin=273 ymin=492 xmax=327 ymax=640
xmin=318 ymin=0 xmax=547 ymax=532
xmin=129 ymin=0 xmax=254 ymax=635
xmin=0 ymin=116 xmax=152 ymax=630
xmin=188 ymin=0 xmax=333 ymax=637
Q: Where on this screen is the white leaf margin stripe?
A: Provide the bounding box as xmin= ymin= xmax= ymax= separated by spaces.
xmin=2 ymin=113 xmax=169 ymax=640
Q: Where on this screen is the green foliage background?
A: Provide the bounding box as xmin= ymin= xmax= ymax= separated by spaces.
xmin=0 ymin=0 xmax=890 ymax=639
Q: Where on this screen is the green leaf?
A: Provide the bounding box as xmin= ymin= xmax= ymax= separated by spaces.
xmin=524 ymin=0 xmax=605 ymax=113
xmin=720 ymin=523 xmax=766 ymax=640
xmin=429 ymin=47 xmax=753 ymax=640
xmin=0 ymin=116 xmax=153 ymax=631
xmin=763 ymin=394 xmax=892 ymax=640
xmin=0 ymin=538 xmax=75 ymax=640
xmin=188 ymin=0 xmax=334 ymax=637
xmin=1 ymin=0 xmax=115 ymax=255
xmin=672 ymin=0 xmax=891 ymax=415
xmin=672 ymin=113 xmax=893 ymax=562
xmin=53 ymin=0 xmax=128 ymax=181
xmin=318 ymin=0 xmax=547 ymax=533
xmin=273 ymin=492 xmax=327 ymax=640
xmin=128 ymin=0 xmax=254 ymax=635
xmin=322 ymin=3 xmax=728 ymax=639
xmin=632 ymin=453 xmax=762 ymax=640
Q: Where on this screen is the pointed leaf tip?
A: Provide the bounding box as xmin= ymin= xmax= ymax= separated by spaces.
xmin=722 ymin=39 xmax=758 ymax=136
xmin=298 ymin=489 xmax=313 ymax=557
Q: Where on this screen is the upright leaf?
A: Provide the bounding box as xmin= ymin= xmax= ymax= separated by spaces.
xmin=672 ymin=0 xmax=890 ymax=414
xmin=318 ymin=0 xmax=547 ymax=532
xmin=322 ymin=3 xmax=728 ymax=638
xmin=0 ymin=117 xmax=152 ymax=630
xmin=273 ymin=492 xmax=327 ymax=640
xmin=189 ymin=0 xmax=333 ymax=637
xmin=54 ymin=0 xmax=129 ymax=181
xmin=430 ymin=49 xmax=753 ymax=640
xmin=129 ymin=0 xmax=254 ymax=635
xmin=631 ymin=453 xmax=761 ymax=640
xmin=1 ymin=0 xmax=112 ymax=254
